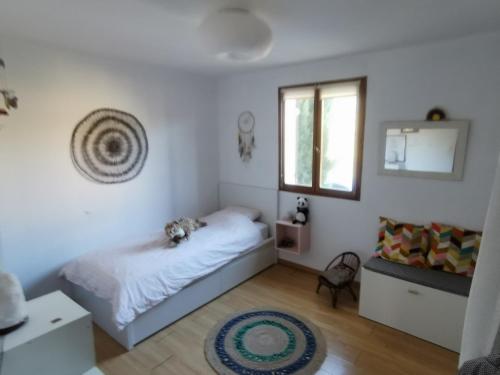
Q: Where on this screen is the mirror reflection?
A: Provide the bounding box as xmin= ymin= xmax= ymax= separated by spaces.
xmin=384 ymin=128 xmax=459 ymax=173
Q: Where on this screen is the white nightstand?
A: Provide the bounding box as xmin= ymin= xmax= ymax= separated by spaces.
xmin=1 ymin=291 xmax=102 ymax=375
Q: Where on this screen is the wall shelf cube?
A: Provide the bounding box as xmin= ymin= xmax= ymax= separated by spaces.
xmin=275 ymin=220 xmax=310 ymax=255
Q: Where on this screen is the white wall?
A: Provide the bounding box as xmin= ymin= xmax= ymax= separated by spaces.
xmin=0 ymin=37 xmax=219 ymax=297
xmin=217 ymin=32 xmax=500 ymax=270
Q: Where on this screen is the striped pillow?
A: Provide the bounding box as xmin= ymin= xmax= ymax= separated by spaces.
xmin=427 ymin=223 xmax=453 ymax=269
xmin=444 ymin=227 xmax=482 ymax=277
xmin=378 ymin=217 xmax=429 ymax=267
xmin=373 ymin=217 xmax=388 ymax=257
xmin=427 ymin=223 xmax=482 ymax=277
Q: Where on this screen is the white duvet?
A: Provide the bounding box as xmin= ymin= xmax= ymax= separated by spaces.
xmin=60 ymin=211 xmax=263 ymax=329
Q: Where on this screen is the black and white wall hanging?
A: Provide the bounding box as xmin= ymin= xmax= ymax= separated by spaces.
xmin=0 ymin=59 xmax=19 ymax=117
xmin=71 ymin=108 xmax=148 ymax=184
xmin=237 ymin=111 xmax=255 ymax=162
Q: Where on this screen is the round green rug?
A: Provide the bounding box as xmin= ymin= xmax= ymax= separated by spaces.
xmin=205 ymin=308 xmax=326 ymax=375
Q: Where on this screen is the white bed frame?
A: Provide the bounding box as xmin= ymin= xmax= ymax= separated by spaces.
xmin=66 ymin=183 xmax=278 ymax=350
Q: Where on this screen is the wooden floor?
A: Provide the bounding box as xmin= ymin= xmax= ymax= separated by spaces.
xmin=94 ymin=264 xmax=458 ymax=374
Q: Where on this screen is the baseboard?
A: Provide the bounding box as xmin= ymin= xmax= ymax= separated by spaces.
xmin=277 ymin=258 xmax=360 ymax=289
xmin=277 ymin=258 xmax=321 ymax=275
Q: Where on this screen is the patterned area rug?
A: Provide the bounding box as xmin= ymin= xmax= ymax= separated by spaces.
xmin=205 ymin=308 xmax=326 ymax=375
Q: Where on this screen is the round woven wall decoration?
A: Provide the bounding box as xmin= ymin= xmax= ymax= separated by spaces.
xmin=71 ymin=108 xmax=148 ymax=184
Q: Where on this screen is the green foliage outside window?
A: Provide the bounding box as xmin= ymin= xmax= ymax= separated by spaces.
xmin=293 ymin=98 xmax=335 ymax=187
xmin=321 ymin=99 xmax=335 ymax=188
xmin=295 ymin=98 xmax=313 ymax=186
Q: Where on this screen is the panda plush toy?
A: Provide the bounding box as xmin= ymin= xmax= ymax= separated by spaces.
xmin=293 ymin=196 xmax=309 ymax=225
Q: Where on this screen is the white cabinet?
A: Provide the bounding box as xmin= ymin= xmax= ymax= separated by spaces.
xmin=2 ymin=291 xmax=101 ymax=375
xmin=359 ymin=268 xmax=468 ymax=352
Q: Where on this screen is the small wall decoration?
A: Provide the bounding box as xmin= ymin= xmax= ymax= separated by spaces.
xmin=238 ymin=111 xmax=255 ymax=162
xmin=426 ymin=107 xmax=447 ymax=121
xmin=71 ymin=108 xmax=148 ymax=184
xmin=0 ymin=59 xmax=19 ymax=116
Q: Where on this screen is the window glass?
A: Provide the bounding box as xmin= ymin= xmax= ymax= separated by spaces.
xmin=320 ymin=94 xmax=358 ymax=191
xmin=279 ymin=78 xmax=366 ymax=200
xmin=282 ymin=88 xmax=314 ymax=187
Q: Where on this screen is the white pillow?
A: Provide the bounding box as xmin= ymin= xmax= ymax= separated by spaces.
xmin=222 ymin=206 xmax=261 ymax=221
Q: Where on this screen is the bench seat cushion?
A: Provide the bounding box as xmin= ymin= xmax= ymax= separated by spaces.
xmin=364 ymin=257 xmax=472 ymax=297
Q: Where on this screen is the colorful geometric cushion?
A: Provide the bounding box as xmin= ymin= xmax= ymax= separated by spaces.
xmin=373 ymin=217 xmax=388 ymax=257
xmin=443 ymin=227 xmax=482 ymax=277
xmin=380 ymin=218 xmax=403 ymax=261
xmin=427 ymin=223 xmax=453 ymax=268
xmin=427 ymin=223 xmax=482 ymax=277
xmin=380 ymin=218 xmax=428 ymax=267
xmin=471 ymin=233 xmax=481 ymax=275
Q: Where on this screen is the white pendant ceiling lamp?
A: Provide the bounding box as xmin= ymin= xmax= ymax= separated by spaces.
xmin=198 ymin=8 xmax=272 ymax=62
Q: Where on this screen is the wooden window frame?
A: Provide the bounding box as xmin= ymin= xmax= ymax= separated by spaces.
xmin=278 ymin=76 xmax=367 ymax=201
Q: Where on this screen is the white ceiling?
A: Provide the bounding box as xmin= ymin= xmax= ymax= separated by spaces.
xmin=1 ymin=0 xmax=500 ymax=75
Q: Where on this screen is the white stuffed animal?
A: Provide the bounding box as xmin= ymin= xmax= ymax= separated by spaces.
xmin=0 ymin=272 xmax=28 ymax=333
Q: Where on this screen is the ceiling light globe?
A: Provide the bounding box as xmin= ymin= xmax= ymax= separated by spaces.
xmin=198 ymin=8 xmax=272 ymax=62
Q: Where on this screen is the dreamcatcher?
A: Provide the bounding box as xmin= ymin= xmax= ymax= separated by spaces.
xmin=238 ymin=111 xmax=255 ymax=162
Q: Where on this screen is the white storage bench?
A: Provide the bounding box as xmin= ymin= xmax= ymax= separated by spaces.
xmin=1 ymin=291 xmax=101 ymax=375
xmin=359 ymin=258 xmax=471 ymax=352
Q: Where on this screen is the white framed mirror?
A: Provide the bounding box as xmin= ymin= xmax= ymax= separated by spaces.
xmin=378 ymin=120 xmax=469 ymax=180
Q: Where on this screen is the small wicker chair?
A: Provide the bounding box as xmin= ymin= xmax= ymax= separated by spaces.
xmin=316 ymin=251 xmax=361 ymax=308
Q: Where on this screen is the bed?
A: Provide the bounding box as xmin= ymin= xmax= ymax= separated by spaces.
xmin=61 ymin=183 xmax=278 ymax=350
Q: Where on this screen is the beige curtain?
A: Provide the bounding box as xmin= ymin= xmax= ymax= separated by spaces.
xmin=460 ymin=152 xmax=500 ymax=365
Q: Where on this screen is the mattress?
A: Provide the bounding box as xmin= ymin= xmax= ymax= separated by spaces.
xmin=60 ymin=211 xmax=266 ymax=329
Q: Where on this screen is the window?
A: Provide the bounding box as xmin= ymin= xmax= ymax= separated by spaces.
xmin=279 ymin=77 xmax=366 ymax=200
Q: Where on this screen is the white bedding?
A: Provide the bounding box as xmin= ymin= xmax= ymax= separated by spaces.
xmin=60 ymin=211 xmax=265 ymax=329
xmin=254 ymin=221 xmax=269 ymax=239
